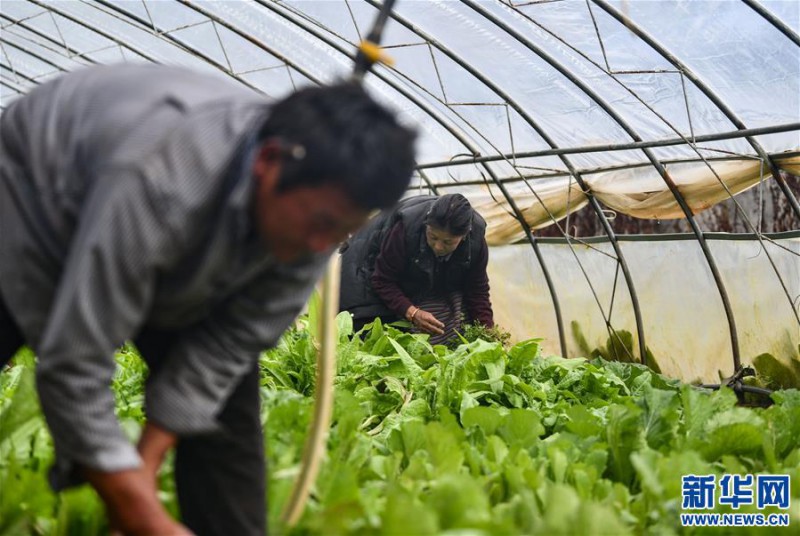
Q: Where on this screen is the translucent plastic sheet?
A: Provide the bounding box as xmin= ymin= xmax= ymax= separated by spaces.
xmin=3 ymin=0 xmax=798 ymax=168
xmin=2 ymin=0 xmax=799 ymax=384
xmin=488 ymin=234 xmax=800 ymax=383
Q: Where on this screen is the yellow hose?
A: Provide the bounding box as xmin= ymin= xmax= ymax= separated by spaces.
xmin=281 ymin=254 xmax=341 ymax=527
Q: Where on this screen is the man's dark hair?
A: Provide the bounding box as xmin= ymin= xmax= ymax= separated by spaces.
xmin=258 ymin=82 xmax=416 ymax=210
xmin=427 ymin=193 xmax=473 ymax=235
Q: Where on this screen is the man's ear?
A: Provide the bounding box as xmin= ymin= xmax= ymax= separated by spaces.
xmin=254 ymin=140 xmax=282 ymax=192
xmin=258 ymin=139 xmax=282 ymax=163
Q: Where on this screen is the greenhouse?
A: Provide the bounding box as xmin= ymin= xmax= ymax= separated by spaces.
xmin=0 ymin=0 xmax=798 ymax=535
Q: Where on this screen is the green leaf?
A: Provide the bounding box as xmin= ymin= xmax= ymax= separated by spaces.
xmin=387 ymin=338 xmax=424 ymax=375
xmin=306 ymin=289 xmax=321 ymax=342
xmin=0 ymin=456 xmax=55 ymax=535
xmin=498 ymin=409 xmax=544 ymax=449
xmin=679 ymin=384 xmax=737 ymax=449
xmin=335 ymin=310 xmax=354 ymax=340
xmin=382 ymin=485 xmax=438 ymax=535
xmin=636 ymin=385 xmax=680 ymax=451
xmin=461 ymin=406 xmax=505 ymax=436
xmin=54 ymin=486 xmax=108 ymax=536
xmin=630 ymin=448 xmax=664 ymax=499
xmin=425 ymin=475 xmax=491 ymax=530
xmin=605 ymin=403 xmax=644 ymax=485
xmin=700 ymin=408 xmax=766 ymax=461
xmin=563 ymin=405 xmax=603 ymax=438
xmin=765 ymin=388 xmax=800 ymax=459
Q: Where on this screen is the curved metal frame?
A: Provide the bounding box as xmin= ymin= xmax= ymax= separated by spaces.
xmin=0 ymin=13 xmax=98 ymax=64
xmin=2 ymin=0 xmax=797 ymax=365
xmin=510 ymin=1 xmax=800 ymax=334
xmin=593 ymin=0 xmax=800 ymax=222
xmin=742 ymin=0 xmax=800 ymax=47
xmin=255 ymin=0 xmax=570 ymax=355
xmin=417 ymin=122 xmax=800 ymax=170
xmin=0 ymin=78 xmax=26 ymax=96
xmin=363 ymin=0 xmax=647 ymax=362
xmin=25 ymin=0 xmax=556 ymax=348
xmin=461 ymin=0 xmax=742 ymax=367
xmin=0 ymin=61 xmax=39 ymax=86
xmin=593 ymin=0 xmax=800 ymax=364
xmin=515 ymin=0 xmax=800 ymax=335
xmin=22 ymin=0 xmax=161 ymax=65
xmin=87 ymin=0 xmax=265 ymax=95
xmin=1 ymin=37 xmax=78 ymax=75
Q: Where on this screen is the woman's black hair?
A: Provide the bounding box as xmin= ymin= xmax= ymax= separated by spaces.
xmin=427 ymin=194 xmax=473 ymax=236
xmin=258 ymin=82 xmax=417 ymax=210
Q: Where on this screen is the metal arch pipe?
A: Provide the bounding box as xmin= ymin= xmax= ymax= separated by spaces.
xmin=475 ymin=0 xmax=800 ymax=337
xmin=0 ymin=77 xmax=27 ymax=95
xmin=463 ymin=0 xmax=742 ymax=368
xmin=23 ymin=0 xmax=162 ymax=65
xmin=66 ymin=0 xmax=319 ymax=96
xmin=257 ymin=0 xmax=569 ymax=356
xmin=593 ymin=0 xmax=800 ymax=230
xmin=0 ymin=13 xmax=98 ymax=63
xmin=0 ymin=62 xmax=40 ymax=87
xmin=174 ymin=0 xmax=324 ymax=86
xmin=15 ymin=3 xmax=447 ymax=281
xmin=416 ymin=122 xmax=800 ymax=169
xmin=176 ymin=0 xmax=437 ymax=198
xmin=1 ymin=39 xmax=74 ymax=75
xmin=363 ymin=0 xmax=647 ymax=362
xmin=416 ymin=169 xmax=440 ymax=195
xmin=742 ymin=0 xmax=800 ymax=47
xmin=86 ymin=0 xmax=446 ymax=199
xmin=88 ymin=0 xmax=263 ymax=94
xmin=509 ymin=0 xmax=800 ymax=334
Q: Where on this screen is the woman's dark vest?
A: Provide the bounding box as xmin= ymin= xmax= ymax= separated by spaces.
xmin=339 ymin=195 xmax=486 ymax=322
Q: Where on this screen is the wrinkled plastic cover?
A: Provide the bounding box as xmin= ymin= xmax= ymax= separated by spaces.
xmin=1 ymin=0 xmax=798 ymax=380
xmin=2 ymin=1 xmax=797 ymax=224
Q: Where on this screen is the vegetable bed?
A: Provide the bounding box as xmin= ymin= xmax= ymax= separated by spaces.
xmin=1 ymin=313 xmax=798 ymax=535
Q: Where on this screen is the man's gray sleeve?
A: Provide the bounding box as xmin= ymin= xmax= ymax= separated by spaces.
xmin=36 ymin=171 xmax=177 ymax=489
xmin=144 ymin=257 xmax=328 ymax=434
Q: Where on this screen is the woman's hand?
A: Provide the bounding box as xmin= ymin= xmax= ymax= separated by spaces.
xmin=406 ymin=306 xmax=445 ymax=335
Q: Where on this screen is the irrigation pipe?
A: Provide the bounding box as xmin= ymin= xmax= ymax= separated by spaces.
xmin=281 ymin=255 xmax=341 ymax=527
xmin=282 ymin=1 xmax=396 ymax=525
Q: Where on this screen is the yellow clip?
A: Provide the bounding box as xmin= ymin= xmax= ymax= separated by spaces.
xmin=359 ymin=40 xmax=394 ymax=67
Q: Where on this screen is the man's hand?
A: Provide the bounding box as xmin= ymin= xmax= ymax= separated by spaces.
xmin=84 ymin=465 xmax=191 ymax=535
xmin=137 ymin=421 xmax=177 ymax=488
xmin=84 ymin=422 xmax=189 ymax=535
xmin=406 ymin=306 xmax=445 ymax=335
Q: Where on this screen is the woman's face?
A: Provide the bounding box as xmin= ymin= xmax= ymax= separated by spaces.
xmin=425 ymin=225 xmax=465 ymax=257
